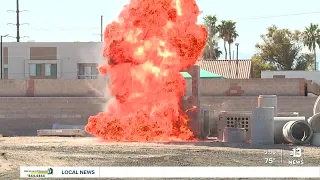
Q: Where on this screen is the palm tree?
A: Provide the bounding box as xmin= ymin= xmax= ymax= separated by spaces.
xmin=303 ymin=23 xmax=320 ymax=70
xmin=225 ymin=21 xmax=238 ymax=60
xmin=213 ymin=43 xmax=223 ymax=59
xmin=202 ymin=39 xmax=222 ymax=60
xmin=217 ymin=20 xmax=228 ymax=59
xmin=202 ymin=15 xmax=222 ymax=60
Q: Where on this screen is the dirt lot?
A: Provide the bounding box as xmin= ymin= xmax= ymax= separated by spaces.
xmin=0 ymin=137 xmax=319 ymax=180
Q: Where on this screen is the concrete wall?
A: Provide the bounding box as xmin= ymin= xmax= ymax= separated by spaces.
xmin=3 ymin=42 xmax=104 ymax=79
xmin=0 ymin=79 xmax=108 ymax=97
xmin=261 ymin=71 xmax=320 ymax=84
xmin=33 ymin=79 xmax=108 ymax=97
xmin=306 ymin=80 xmax=320 ymax=95
xmin=0 ymin=97 xmax=105 ymax=136
xmin=185 ymin=78 xmax=305 ymax=96
xmin=0 ymin=78 xmax=305 ymax=97
xmin=0 ymin=96 xmax=317 ymax=136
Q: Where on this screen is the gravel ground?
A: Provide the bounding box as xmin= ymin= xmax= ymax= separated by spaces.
xmin=0 ymin=137 xmax=319 ymax=180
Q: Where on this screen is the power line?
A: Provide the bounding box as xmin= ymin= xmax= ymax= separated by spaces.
xmin=7 ymin=0 xmax=29 ymax=42
xmin=5 ymin=72 xmax=99 ymax=74
xmin=0 ymin=55 xmax=103 ymax=58
xmin=30 ymin=27 xmax=100 ymax=31
xmin=235 ymin=11 xmax=320 ymax=21
xmin=17 ymin=11 xmax=320 ymax=33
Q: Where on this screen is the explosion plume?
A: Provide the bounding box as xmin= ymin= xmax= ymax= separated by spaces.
xmin=85 ymin=0 xmax=207 ymax=141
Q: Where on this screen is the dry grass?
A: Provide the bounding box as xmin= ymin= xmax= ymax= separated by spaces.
xmin=0 ymin=137 xmax=319 ymax=180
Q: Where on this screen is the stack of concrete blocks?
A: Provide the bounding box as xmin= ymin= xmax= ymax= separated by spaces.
xmin=258 ymin=95 xmax=314 ymax=145
xmin=217 ymin=111 xmax=251 ymax=142
xmin=251 ymin=107 xmax=275 ymax=144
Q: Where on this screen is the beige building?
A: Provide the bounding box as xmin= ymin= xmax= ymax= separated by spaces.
xmin=1 ymin=42 xmax=104 ymax=79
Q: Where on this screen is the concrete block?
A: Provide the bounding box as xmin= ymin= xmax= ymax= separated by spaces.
xmin=251 ymin=107 xmax=274 ymax=145
xmin=223 ymin=127 xmax=246 ymax=143
xmin=37 ymin=129 xmax=87 ymax=137
xmin=217 ymin=111 xmax=251 ymax=141
xmin=277 ymin=112 xmax=299 ymax=117
xmin=258 ymin=95 xmax=277 ymax=115
xmin=230 ymin=89 xmax=238 ymax=94
xmin=52 ymin=123 xmax=85 ymax=130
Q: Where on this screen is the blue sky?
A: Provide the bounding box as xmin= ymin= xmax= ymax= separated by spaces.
xmin=1 ymin=0 xmax=320 ymax=65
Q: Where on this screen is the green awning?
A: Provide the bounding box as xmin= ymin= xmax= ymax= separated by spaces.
xmin=180 ymin=69 xmax=223 ymax=79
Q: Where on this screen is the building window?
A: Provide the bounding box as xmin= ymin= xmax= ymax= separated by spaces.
xmin=29 ymin=63 xmax=57 ymax=77
xmin=78 ymin=63 xmax=99 ymax=79
xmin=45 ymin=63 xmax=57 ymax=76
xmin=29 ymin=64 xmax=41 ymax=76
xmin=84 ymin=66 xmax=92 ymax=76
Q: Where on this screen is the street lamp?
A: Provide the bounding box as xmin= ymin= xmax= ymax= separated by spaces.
xmin=1 ymin=34 xmax=9 ymax=80
xmin=235 ymin=43 xmax=239 ymax=78
xmin=235 ymin=43 xmax=239 ymax=60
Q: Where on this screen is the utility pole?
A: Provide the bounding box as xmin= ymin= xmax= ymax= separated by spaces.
xmin=235 ymin=43 xmax=239 ymax=78
xmin=93 ymin=15 xmax=103 ymax=42
xmin=7 ymin=0 xmax=29 ymax=42
xmin=16 ymin=0 xmax=20 ymax=42
xmin=100 ymin=15 xmax=103 ymax=42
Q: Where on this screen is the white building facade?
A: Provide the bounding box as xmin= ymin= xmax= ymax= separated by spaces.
xmin=261 ymin=71 xmax=320 ymax=84
xmin=1 ymin=42 xmax=105 ymax=79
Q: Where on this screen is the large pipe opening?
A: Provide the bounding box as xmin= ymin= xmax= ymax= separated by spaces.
xmin=291 ymin=123 xmax=312 ymax=141
xmin=283 ymin=120 xmax=313 ymax=144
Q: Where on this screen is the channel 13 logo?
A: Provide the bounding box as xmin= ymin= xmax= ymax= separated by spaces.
xmin=288 ymin=147 xmax=304 ymax=165
xmin=290 ymin=147 xmax=302 ymax=158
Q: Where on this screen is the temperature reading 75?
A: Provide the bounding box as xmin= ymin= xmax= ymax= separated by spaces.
xmin=265 ymin=158 xmax=275 ymax=164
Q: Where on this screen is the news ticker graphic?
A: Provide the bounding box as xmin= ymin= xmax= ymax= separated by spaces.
xmin=20 ymin=166 xmax=320 ymax=178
